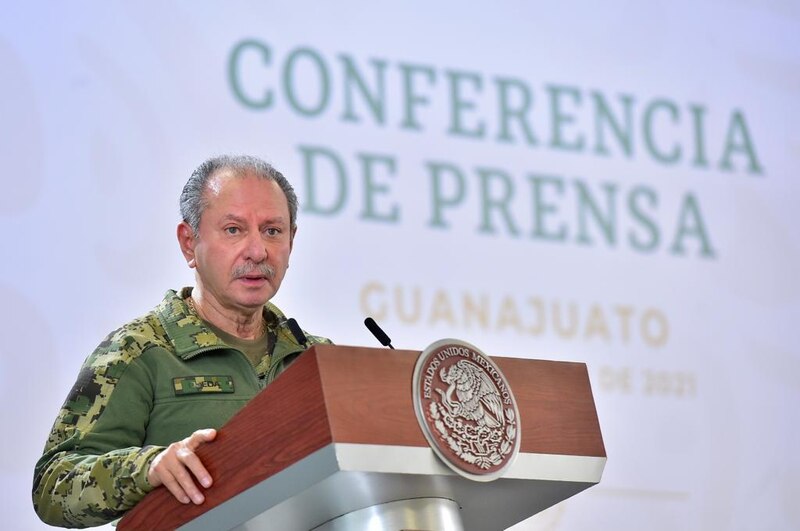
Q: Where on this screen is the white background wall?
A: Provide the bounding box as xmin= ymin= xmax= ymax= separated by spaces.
xmin=2 ymin=2 xmax=799 ymax=529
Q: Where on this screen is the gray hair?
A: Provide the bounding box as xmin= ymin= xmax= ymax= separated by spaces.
xmin=180 ymin=154 xmax=298 ymax=235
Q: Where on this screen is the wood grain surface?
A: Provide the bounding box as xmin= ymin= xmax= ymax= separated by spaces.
xmin=119 ymin=345 xmax=605 ymax=530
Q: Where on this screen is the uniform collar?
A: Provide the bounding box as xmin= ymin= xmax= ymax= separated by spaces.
xmin=155 ymin=287 xmax=288 ymax=359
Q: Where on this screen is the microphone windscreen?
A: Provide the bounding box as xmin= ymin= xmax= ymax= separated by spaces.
xmin=364 ymin=317 xmax=392 ymax=347
xmin=286 ymin=318 xmax=308 ymax=346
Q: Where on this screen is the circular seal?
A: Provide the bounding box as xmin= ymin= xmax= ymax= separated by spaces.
xmin=412 ymin=339 xmax=521 ymax=482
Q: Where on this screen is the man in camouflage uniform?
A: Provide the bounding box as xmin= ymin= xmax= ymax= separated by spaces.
xmin=33 ymin=155 xmax=330 ymax=527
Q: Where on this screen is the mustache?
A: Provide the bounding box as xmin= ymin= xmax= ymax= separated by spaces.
xmin=232 ymin=262 xmax=275 ymax=280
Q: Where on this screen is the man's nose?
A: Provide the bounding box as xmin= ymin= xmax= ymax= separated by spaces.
xmin=244 ymin=231 xmax=268 ymax=262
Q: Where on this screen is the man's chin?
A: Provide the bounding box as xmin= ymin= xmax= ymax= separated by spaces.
xmin=234 ymin=284 xmax=276 ymax=308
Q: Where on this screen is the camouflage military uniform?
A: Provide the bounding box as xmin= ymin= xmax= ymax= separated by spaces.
xmin=32 ymin=288 xmax=330 ymax=528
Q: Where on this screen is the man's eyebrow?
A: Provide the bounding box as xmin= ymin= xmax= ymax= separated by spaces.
xmin=220 ymin=214 xmax=247 ymax=224
xmin=219 ymin=214 xmax=287 ymax=225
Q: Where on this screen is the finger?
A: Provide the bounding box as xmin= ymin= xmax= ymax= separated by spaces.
xmin=170 ymin=458 xmax=205 ymax=504
xmin=159 ymin=468 xmax=192 ymax=505
xmin=186 ymin=428 xmax=217 ymax=449
xmin=178 ymin=447 xmax=213 ymax=488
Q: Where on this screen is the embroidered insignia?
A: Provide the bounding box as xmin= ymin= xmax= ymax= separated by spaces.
xmin=173 ymin=375 xmax=235 ymax=395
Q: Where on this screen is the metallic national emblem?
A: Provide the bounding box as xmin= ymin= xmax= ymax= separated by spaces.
xmin=412 ymin=339 xmax=521 ymax=481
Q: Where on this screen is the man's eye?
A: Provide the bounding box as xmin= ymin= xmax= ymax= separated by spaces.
xmin=225 ymin=227 xmax=240 ymax=235
xmin=264 ymin=228 xmax=280 ymax=236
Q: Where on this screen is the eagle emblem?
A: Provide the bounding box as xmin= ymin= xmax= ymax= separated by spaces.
xmin=438 ymin=360 xmax=506 ymax=429
xmin=413 ymin=339 xmax=521 ymax=481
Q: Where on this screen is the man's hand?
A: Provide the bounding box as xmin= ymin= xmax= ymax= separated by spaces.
xmin=147 ymin=428 xmax=217 ymax=504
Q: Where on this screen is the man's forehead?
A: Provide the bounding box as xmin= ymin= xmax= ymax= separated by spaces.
xmin=202 ymin=171 xmax=289 ymax=216
xmin=205 ymin=169 xmax=259 ymax=196
xmin=205 ymin=170 xmax=282 ymax=199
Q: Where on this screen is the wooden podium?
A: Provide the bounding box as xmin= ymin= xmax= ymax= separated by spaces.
xmin=118 ymin=345 xmax=605 ymax=530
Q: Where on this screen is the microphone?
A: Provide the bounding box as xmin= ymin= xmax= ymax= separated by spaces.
xmin=364 ymin=317 xmax=395 ymax=349
xmin=286 ymin=318 xmax=309 ymax=348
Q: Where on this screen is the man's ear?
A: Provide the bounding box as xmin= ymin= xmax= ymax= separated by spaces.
xmin=289 ymin=226 xmax=297 ymax=253
xmin=177 ymin=222 xmax=197 ymax=268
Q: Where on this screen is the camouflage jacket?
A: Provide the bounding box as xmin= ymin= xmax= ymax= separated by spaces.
xmin=32 ymin=288 xmax=330 ymax=528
